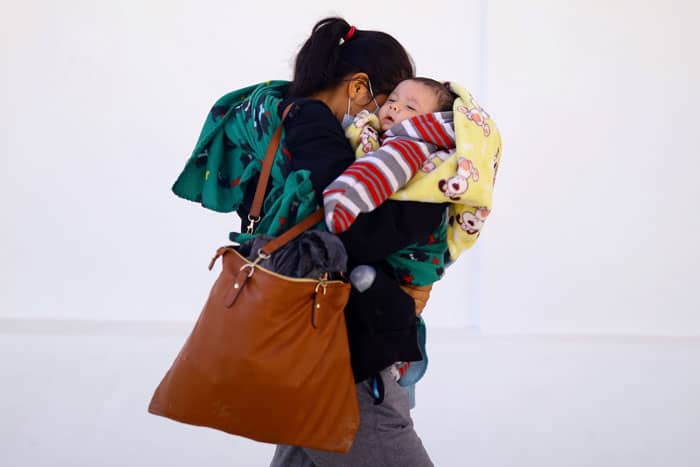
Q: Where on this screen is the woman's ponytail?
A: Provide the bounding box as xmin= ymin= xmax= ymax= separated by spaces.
xmin=288 ymin=18 xmax=351 ymax=97
xmin=288 ymin=17 xmax=414 ymax=98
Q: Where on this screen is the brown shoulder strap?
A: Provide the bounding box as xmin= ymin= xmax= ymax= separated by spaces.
xmin=245 ymin=102 xmax=326 ymax=253
xmin=259 ymin=208 xmax=324 ymax=256
xmin=248 ymin=104 xmax=294 ymax=226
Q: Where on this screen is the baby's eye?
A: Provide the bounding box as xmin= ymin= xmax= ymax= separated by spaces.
xmin=387 ymin=98 xmax=396 ymax=103
xmin=407 ymin=105 xmax=417 ymax=111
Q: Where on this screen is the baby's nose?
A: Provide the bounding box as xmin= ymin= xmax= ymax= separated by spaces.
xmin=389 ymin=102 xmax=400 ymax=111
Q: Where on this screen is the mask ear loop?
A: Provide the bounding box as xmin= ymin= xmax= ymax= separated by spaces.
xmin=366 ymin=78 xmax=381 ymax=114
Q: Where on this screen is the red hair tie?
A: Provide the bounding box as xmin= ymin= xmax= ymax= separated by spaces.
xmin=343 ymin=26 xmax=356 ymax=42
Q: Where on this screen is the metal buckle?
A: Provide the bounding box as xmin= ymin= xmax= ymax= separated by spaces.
xmin=256 ymin=249 xmax=271 ymax=261
xmin=314 ymin=272 xmax=329 ymax=295
xmin=238 ymin=249 xmax=270 ymax=278
xmin=246 ymin=214 xmax=260 ymax=234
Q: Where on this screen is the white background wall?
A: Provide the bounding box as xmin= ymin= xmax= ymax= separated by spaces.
xmin=480 ymin=0 xmax=700 ymax=335
xmin=3 ymin=0 xmax=698 ymax=334
xmin=1 ymin=0 xmax=487 ymax=328
xmin=2 ymin=1 xmax=700 ymax=466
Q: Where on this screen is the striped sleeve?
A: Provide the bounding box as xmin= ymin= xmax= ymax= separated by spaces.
xmin=323 ymin=136 xmax=435 ymax=233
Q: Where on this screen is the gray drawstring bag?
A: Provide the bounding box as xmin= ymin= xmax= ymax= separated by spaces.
xmin=237 ymin=230 xmax=347 ymax=279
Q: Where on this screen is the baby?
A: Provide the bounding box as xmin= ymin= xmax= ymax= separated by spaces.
xmin=324 ymin=78 xmax=501 ymax=407
xmin=323 ymin=77 xmax=456 ymax=234
xmin=324 ymin=78 xmax=458 ymax=405
xmin=378 ymin=78 xmax=454 ymax=131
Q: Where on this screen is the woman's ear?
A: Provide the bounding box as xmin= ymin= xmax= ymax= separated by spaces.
xmin=346 ymin=72 xmax=370 ymax=102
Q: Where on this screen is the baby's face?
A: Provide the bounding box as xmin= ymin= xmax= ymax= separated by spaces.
xmin=378 ymin=80 xmax=440 ymax=131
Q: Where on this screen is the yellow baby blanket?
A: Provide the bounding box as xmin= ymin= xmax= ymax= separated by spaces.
xmin=346 ymin=82 xmax=502 ymax=260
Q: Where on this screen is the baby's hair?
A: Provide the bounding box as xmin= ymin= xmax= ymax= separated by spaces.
xmin=411 ymin=77 xmax=455 ymax=111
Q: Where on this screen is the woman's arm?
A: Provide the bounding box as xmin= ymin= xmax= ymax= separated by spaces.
xmin=285 ymin=98 xmax=356 ymax=206
xmin=284 ymin=98 xmax=446 ymax=264
xmin=339 ymin=201 xmax=445 ymax=265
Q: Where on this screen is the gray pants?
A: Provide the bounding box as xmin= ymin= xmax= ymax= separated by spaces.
xmin=269 ymin=367 xmax=433 ymax=467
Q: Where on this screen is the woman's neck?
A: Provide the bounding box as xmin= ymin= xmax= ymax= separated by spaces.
xmin=309 ymin=87 xmax=345 ymax=122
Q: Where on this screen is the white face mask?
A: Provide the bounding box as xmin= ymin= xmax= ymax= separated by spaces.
xmin=341 ymin=100 xmax=355 ymax=130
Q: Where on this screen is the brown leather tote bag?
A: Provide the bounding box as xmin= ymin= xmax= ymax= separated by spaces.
xmin=148 ymin=107 xmax=359 ymax=453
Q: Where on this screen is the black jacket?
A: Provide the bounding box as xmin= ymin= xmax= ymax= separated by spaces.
xmin=241 ymin=97 xmax=444 ymax=382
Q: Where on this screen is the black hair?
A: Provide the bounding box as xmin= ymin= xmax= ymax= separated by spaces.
xmin=411 ymin=77 xmax=455 ymax=111
xmin=287 ymin=17 xmax=415 ymax=98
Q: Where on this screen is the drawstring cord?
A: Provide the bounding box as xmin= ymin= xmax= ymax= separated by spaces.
xmin=370 ymin=373 xmax=385 ymax=405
